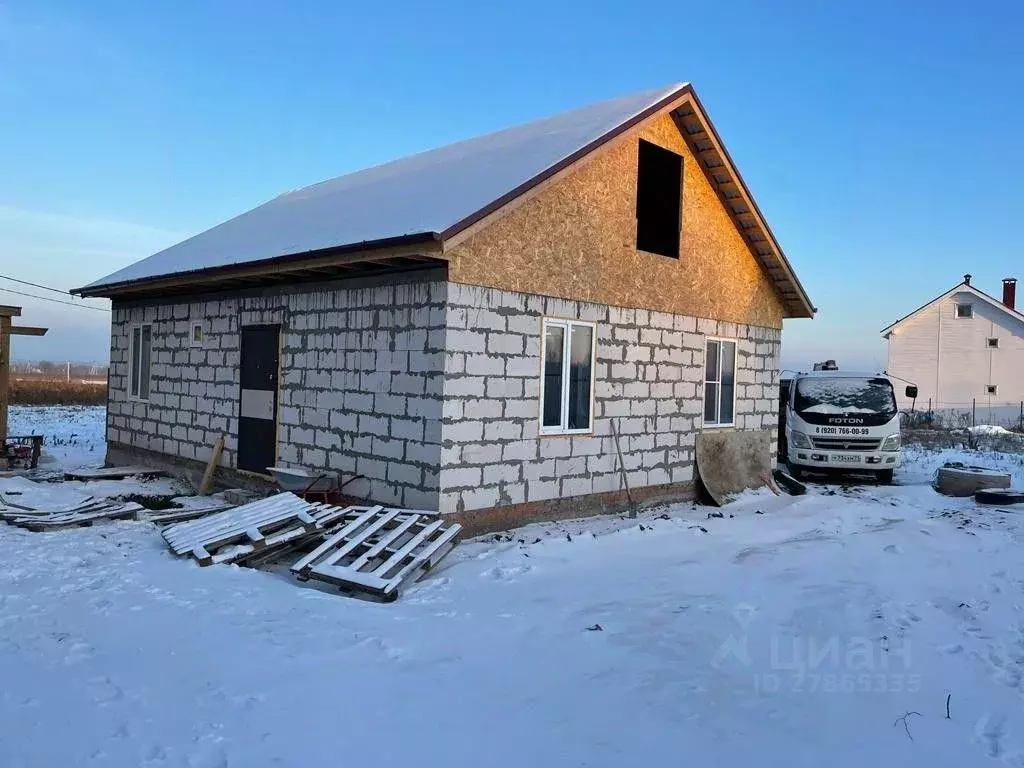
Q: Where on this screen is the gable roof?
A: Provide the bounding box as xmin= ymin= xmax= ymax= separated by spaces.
xmin=881 ymin=278 xmax=1024 ymax=336
xmin=76 ymin=83 xmax=814 ymax=317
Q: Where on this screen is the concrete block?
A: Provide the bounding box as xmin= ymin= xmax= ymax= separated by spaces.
xmin=443 ymin=466 xmax=482 ymax=489
xmin=445 ymin=420 xmax=484 ymax=443
xmin=461 ymin=442 xmax=503 ymax=465
xmin=466 ymin=354 xmax=505 ymax=376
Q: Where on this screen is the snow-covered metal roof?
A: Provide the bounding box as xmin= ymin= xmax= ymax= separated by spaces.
xmin=80 ymin=84 xmax=688 ymax=293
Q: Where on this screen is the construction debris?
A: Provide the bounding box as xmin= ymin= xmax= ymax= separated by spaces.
xmin=0 ymin=497 xmax=144 ymax=531
xmin=163 ymin=493 xmax=323 ymax=566
xmin=936 ymin=463 xmax=1011 ymax=497
xmin=64 ymin=466 xmax=168 ymax=481
xmin=291 ymin=506 xmax=462 ymax=601
xmin=144 ymin=502 xmax=235 ymax=525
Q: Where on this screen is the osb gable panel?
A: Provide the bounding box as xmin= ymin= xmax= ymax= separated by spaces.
xmin=447 ymin=111 xmax=786 ymax=329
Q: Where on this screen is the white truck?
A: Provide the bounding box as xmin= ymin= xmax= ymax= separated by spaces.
xmin=779 ymin=370 xmax=917 ymax=484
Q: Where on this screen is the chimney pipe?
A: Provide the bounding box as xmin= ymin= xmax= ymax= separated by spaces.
xmin=1003 ymin=277 xmax=1017 ymax=311
xmin=964 ymin=273 xmax=972 ymax=285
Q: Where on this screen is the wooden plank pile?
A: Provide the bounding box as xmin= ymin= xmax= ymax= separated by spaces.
xmin=291 ymin=506 xmax=462 ymax=601
xmin=161 ymin=493 xmax=462 ymax=600
xmin=162 ymin=493 xmax=336 ymax=567
xmin=0 ymin=497 xmax=144 ymax=531
xmin=144 ymin=502 xmax=235 ymax=525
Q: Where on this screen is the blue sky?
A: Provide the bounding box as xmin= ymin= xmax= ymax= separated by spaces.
xmin=2 ymin=0 xmax=1021 ymax=366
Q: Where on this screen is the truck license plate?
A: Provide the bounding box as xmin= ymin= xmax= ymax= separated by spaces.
xmin=832 ymin=454 xmax=861 ymax=464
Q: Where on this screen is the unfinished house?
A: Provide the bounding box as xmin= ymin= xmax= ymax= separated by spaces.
xmin=76 ymin=82 xmax=814 ymax=532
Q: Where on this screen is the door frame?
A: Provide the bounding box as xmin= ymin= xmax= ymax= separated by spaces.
xmin=236 ymin=323 xmax=282 ymax=478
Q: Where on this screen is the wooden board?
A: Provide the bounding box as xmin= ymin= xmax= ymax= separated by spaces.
xmin=3 ymin=499 xmax=144 ymax=530
xmin=64 ymin=466 xmax=167 ymax=481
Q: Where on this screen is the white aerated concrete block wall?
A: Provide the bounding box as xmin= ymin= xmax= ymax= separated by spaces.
xmin=438 ymin=283 xmax=781 ymax=515
xmin=109 ymin=277 xmax=447 ymax=508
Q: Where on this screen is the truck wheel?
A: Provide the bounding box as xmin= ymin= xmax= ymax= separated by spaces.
xmin=876 ymin=469 xmax=894 ymax=485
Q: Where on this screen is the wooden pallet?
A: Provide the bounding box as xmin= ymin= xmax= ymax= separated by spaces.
xmin=290 ymin=507 xmax=461 ymax=600
xmin=162 ymin=493 xmax=323 ymax=566
xmin=145 ymin=503 xmax=234 ymax=526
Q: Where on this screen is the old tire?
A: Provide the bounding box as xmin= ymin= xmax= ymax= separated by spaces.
xmin=975 ymin=489 xmax=1024 ymax=506
xmin=788 ymin=463 xmax=804 ymax=482
xmin=876 ymin=469 xmax=894 ymax=485
xmin=936 ymin=465 xmax=1011 ymax=497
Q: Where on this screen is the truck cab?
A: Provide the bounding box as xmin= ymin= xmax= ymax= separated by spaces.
xmin=779 ymin=370 xmax=914 ymax=484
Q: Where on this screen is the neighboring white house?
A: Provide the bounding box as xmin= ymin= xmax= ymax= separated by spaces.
xmin=882 ymin=274 xmax=1024 ymax=413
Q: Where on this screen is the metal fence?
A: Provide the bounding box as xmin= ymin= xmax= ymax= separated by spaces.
xmin=903 ymin=400 xmax=1024 ymax=430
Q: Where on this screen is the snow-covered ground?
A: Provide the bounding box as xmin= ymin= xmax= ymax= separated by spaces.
xmin=4 ymin=406 xmax=192 ymax=506
xmin=3 ymin=435 xmax=1024 ymax=766
xmin=8 ymin=404 xmax=106 ymax=469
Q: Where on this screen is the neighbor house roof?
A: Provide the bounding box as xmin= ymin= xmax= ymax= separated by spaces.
xmin=75 ymin=83 xmax=814 ymax=317
xmin=880 ymin=278 xmax=1024 ymax=337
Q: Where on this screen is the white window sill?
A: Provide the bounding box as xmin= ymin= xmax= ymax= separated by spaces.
xmin=540 ymin=428 xmax=593 ymax=437
xmin=701 ymin=422 xmax=736 ymax=430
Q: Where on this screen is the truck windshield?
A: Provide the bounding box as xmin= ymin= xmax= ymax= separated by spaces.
xmin=794 ymin=377 xmax=897 ymax=416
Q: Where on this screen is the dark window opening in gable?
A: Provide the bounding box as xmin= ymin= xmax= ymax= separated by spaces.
xmin=636 ymin=139 xmax=682 ymax=258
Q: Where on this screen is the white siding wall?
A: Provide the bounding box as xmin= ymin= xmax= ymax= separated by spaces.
xmin=886 ymin=301 xmax=940 ymax=408
xmin=887 ymin=290 xmax=1024 ymax=409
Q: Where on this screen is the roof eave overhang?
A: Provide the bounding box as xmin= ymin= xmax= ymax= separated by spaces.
xmin=73 ymin=233 xmax=445 ymax=299
xmin=675 ymin=91 xmax=815 ymax=319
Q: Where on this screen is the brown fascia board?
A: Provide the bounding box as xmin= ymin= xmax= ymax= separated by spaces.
xmin=684 ymin=90 xmax=815 ymax=319
xmin=73 ymin=232 xmax=444 ymax=298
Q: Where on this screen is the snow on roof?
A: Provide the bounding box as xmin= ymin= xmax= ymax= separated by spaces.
xmin=81 ymin=84 xmax=688 ymax=292
xmin=788 ymin=370 xmax=888 ymax=379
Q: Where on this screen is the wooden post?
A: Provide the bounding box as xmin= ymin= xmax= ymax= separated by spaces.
xmin=0 ymin=306 xmax=47 ymax=448
xmin=199 ymin=436 xmax=225 ymax=495
xmin=0 ymin=314 xmax=11 ymax=445
xmin=610 ymin=419 xmax=636 ymax=519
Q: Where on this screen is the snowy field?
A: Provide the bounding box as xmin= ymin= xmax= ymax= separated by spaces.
xmin=8 ymin=404 xmax=106 ymax=469
xmin=4 ymin=407 xmax=1024 ymax=766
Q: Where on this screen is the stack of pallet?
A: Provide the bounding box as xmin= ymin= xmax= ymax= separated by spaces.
xmin=161 ymin=493 xmax=462 ymax=600
xmin=0 ymin=497 xmax=144 ymax=531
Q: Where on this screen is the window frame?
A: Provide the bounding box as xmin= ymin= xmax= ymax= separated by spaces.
xmin=702 ymin=337 xmax=738 ymax=428
xmin=538 ymin=317 xmax=597 ymax=436
xmin=955 ymin=303 xmax=974 ymax=319
xmin=190 ymin=321 xmax=205 ymax=348
xmin=128 ymin=323 xmax=153 ymax=402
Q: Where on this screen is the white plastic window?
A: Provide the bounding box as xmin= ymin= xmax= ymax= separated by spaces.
xmin=540 ymin=319 xmax=596 ymax=434
xmin=703 ymin=338 xmax=736 ymax=426
xmin=129 ymin=324 xmax=152 ymax=400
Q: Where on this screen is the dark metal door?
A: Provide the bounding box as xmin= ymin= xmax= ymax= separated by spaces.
xmin=238 ymin=324 xmax=280 ymax=474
